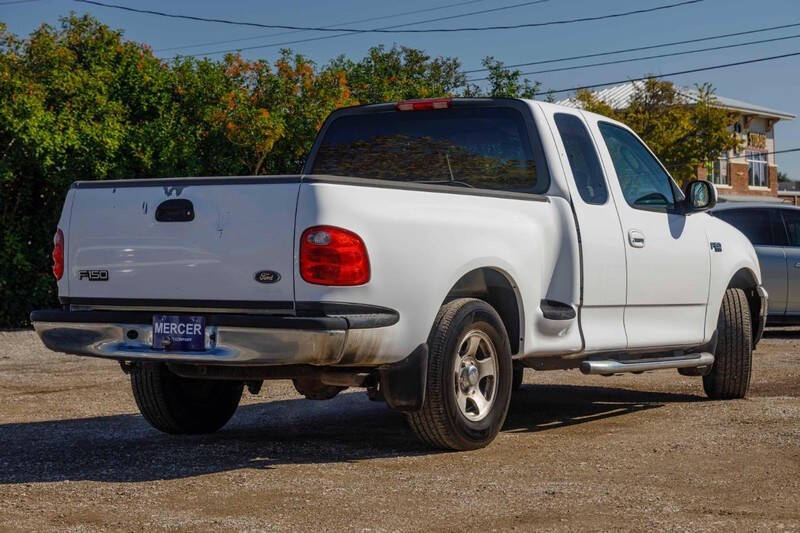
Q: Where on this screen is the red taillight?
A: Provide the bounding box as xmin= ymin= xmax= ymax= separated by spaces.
xmin=396 ymin=98 xmax=452 ymax=111
xmin=52 ymin=228 xmax=64 ymax=280
xmin=300 ymin=226 xmax=370 ymax=286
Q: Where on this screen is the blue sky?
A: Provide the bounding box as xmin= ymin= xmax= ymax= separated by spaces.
xmin=3 ymin=0 xmax=800 ymax=178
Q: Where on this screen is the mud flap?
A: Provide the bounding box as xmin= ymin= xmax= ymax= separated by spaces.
xmin=378 ymin=343 xmax=428 ymax=411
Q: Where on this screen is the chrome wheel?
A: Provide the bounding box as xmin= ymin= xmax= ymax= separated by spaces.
xmin=453 ymin=329 xmax=498 ymax=422
xmin=407 ymin=298 xmax=513 ymax=450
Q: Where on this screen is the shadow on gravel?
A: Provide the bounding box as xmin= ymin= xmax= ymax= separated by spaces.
xmin=0 ymin=384 xmax=702 ymax=484
xmin=505 ymin=384 xmax=702 ymax=433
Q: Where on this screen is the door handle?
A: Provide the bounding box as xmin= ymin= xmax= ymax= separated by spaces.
xmin=628 ymin=230 xmax=646 ymax=248
xmin=794 ymin=262 xmax=800 ymax=268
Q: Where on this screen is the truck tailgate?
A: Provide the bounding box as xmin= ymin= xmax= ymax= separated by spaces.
xmin=65 ymin=177 xmax=299 ymax=309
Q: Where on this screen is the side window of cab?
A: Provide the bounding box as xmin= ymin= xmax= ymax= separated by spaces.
xmin=598 ymin=122 xmax=676 ymax=211
xmin=554 ymin=113 xmax=608 ymax=205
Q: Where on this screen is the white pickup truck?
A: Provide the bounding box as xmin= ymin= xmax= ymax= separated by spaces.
xmin=33 ymin=98 xmax=767 ymax=450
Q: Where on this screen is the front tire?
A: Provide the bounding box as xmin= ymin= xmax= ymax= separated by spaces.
xmin=703 ymin=288 xmax=752 ymax=399
xmin=407 ymin=298 xmax=513 ymax=450
xmin=131 ymin=363 xmax=243 ymax=434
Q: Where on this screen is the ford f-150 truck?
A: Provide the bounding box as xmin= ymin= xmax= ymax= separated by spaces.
xmin=32 ymin=98 xmax=767 ymax=450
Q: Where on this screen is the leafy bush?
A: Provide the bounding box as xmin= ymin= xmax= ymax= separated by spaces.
xmin=0 ymin=16 xmax=358 ymax=326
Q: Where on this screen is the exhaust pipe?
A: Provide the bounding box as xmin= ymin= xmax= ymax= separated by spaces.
xmin=580 ymin=352 xmax=714 ymax=375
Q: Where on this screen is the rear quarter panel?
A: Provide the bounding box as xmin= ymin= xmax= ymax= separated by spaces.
xmin=294 ymin=180 xmax=582 ymax=364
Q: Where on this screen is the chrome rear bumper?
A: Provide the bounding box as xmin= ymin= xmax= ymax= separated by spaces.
xmin=33 ymin=321 xmax=345 ymax=365
xmin=31 ymin=307 xmax=396 ymax=366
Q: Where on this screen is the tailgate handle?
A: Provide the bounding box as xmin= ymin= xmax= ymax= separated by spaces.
xmin=155 ymin=199 xmax=194 ymax=222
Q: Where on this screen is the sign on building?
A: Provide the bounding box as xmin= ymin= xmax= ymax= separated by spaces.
xmin=748 ymin=132 xmax=766 ymax=149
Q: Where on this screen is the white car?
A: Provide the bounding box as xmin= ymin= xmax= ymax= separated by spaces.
xmin=33 ymin=98 xmax=767 ymax=450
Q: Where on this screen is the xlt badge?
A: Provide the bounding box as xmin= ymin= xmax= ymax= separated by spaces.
xmin=79 ymin=269 xmax=109 ymax=281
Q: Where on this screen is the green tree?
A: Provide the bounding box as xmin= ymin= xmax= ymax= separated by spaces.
xmin=575 ymin=79 xmax=739 ymax=184
xmin=0 ymin=16 xmax=357 ymax=325
xmin=465 ymin=57 xmax=540 ymax=99
xmin=329 ymin=45 xmax=465 ymax=104
xmin=0 ymin=16 xmax=160 ymax=326
xmin=252 ymin=51 xmax=355 ymax=174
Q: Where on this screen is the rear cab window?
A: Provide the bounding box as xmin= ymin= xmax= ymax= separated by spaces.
xmin=554 ymin=113 xmax=608 ymax=205
xmin=308 ymin=102 xmax=550 ymax=195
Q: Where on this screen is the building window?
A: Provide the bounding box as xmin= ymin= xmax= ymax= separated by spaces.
xmin=747 ymin=150 xmax=768 ymax=187
xmin=708 ymin=154 xmax=728 ymax=185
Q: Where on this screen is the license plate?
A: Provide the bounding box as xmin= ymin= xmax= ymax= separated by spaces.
xmin=152 ymin=315 xmax=206 ymax=351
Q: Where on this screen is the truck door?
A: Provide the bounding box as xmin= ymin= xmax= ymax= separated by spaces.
xmin=549 ymin=111 xmax=628 ymax=351
xmin=591 ymin=121 xmax=710 ymax=349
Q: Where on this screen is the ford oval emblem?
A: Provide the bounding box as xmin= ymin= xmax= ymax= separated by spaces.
xmin=255 ymin=270 xmax=281 ymax=284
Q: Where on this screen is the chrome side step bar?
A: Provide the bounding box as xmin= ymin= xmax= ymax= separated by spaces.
xmin=580 ymin=352 xmax=714 ymax=375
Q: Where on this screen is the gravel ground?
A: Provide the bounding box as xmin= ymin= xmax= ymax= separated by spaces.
xmin=1 ymin=329 xmax=798 ymax=532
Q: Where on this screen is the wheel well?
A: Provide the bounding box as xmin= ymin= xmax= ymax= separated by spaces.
xmin=727 ymin=268 xmax=761 ymax=344
xmin=444 ymin=268 xmax=522 ymax=355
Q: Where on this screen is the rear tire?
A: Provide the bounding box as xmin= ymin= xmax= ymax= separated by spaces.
xmin=703 ymin=288 xmax=752 ymax=399
xmin=407 ymin=298 xmax=512 ymax=450
xmin=130 ymin=363 xmax=243 ymax=434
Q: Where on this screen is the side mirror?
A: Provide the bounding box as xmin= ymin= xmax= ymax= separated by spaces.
xmin=683 ymin=180 xmax=717 ymax=214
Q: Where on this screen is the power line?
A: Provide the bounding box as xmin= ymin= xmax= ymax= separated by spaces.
xmin=177 ymin=0 xmax=552 ymax=58
xmin=74 ymin=0 xmax=703 ymax=34
xmin=534 ymin=51 xmax=800 ymax=95
xmin=0 ymin=0 xmax=46 ymax=4
xmin=467 ymin=32 xmax=800 ymax=81
xmin=155 ymin=0 xmax=490 ymax=53
xmin=164 ymin=0 xmax=551 ymax=56
xmin=770 ymin=148 xmax=800 ymax=156
xmin=463 ymin=21 xmax=800 ymax=74
xmin=180 ymin=32 xmax=357 ymax=59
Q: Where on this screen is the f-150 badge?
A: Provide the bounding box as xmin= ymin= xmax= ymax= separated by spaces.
xmin=79 ymin=269 xmax=109 ymax=281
